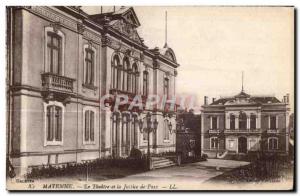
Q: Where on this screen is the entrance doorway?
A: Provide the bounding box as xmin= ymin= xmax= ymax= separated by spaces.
xmin=238 ymin=137 xmax=247 ymax=153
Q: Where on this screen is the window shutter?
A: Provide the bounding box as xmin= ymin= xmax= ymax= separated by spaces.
xmin=47 ymin=106 xmax=52 ymax=141
xmin=85 ymin=111 xmax=89 ymax=141
xmin=90 ymin=111 xmax=94 ymax=141
xmin=55 ymin=106 xmax=62 ymax=141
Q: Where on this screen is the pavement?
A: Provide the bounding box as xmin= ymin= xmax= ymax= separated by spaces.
xmin=103 ymin=158 xmax=250 ymax=186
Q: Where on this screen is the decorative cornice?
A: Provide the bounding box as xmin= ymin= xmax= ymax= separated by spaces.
xmin=27 ymin=6 xmax=77 ymax=31
xmin=101 ymin=34 xmax=111 ymax=47
xmin=83 ymin=30 xmax=102 ymax=44
xmin=50 ymin=21 xmax=61 ymax=33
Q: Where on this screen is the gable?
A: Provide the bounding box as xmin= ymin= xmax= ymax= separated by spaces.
xmin=120 ymin=8 xmax=141 ymax=27
xmin=110 ymin=19 xmax=142 ymax=44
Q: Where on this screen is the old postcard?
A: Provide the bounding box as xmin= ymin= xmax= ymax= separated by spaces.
xmin=6 ymin=6 xmax=294 ymax=191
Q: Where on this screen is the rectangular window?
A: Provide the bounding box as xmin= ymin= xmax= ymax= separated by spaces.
xmin=270 ymin=116 xmax=277 ymax=129
xmin=211 ymin=116 xmax=218 ymax=130
xmin=85 ymin=48 xmax=94 ymax=85
xmin=164 ymin=78 xmax=169 ymax=99
xmin=84 ymin=110 xmax=95 ymax=142
xmin=46 ymin=105 xmax=62 ymax=142
xmin=230 ymin=115 xmax=235 ymax=129
xmin=47 ymin=32 xmax=62 ymax=75
xmin=250 ymin=115 xmax=256 ymax=129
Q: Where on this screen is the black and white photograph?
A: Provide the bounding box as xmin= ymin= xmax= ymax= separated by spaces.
xmin=5 ymin=5 xmax=295 ymax=191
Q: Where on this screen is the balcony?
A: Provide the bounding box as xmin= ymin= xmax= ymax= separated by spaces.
xmin=224 ymin=129 xmax=261 ymax=134
xmin=208 ymin=129 xmax=220 ymax=134
xmin=267 ymin=129 xmax=279 ymax=134
xmin=41 ymin=73 xmax=75 ymax=101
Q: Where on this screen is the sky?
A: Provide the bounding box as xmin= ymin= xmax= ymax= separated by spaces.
xmin=82 ymin=6 xmax=294 ymax=112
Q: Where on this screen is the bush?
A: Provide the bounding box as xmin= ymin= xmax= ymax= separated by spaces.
xmin=26 ymin=156 xmax=148 ymax=179
xmin=129 ymin=147 xmax=143 ymax=159
xmin=201 ymin=153 xmax=208 ymax=160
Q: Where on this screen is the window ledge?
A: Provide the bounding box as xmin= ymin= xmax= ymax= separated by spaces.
xmin=44 ymin=141 xmax=63 ymax=146
xmin=83 ymin=141 xmax=96 ymax=145
xmin=163 ymin=139 xmax=170 ymax=143
xmin=82 ymin=83 xmax=98 ymax=90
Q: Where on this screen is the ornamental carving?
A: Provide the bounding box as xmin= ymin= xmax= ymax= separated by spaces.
xmin=111 ymin=20 xmax=141 ymax=44
xmin=77 ymin=23 xmax=85 ymax=34
xmin=83 ymin=30 xmax=102 ymax=43
xmin=29 ymin=6 xmax=77 ymax=31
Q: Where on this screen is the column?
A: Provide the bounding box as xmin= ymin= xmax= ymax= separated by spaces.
xmin=104 ymin=108 xmax=111 ymax=157
xmin=225 ymin=113 xmax=230 ymax=129
xmin=256 ymin=113 xmax=261 ymax=129
xmin=235 ymin=116 xmax=239 ymax=130
xmin=118 ymin=118 xmax=122 ymax=157
xmin=247 ymin=115 xmax=250 ymax=129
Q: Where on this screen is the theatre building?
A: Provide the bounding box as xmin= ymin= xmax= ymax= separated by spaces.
xmin=7 ymin=6 xmax=179 ymax=175
xmin=201 ymin=90 xmax=290 ymax=158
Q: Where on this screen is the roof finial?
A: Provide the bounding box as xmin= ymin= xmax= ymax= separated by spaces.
xmin=164 ymin=10 xmax=168 ymax=48
xmin=242 ymin=71 xmax=244 ymax=92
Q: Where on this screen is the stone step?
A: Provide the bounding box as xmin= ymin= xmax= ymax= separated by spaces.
xmin=152 ymin=159 xmax=174 ymax=164
xmin=152 ymin=161 xmax=176 ymax=169
xmin=151 ymin=156 xmax=176 ymax=169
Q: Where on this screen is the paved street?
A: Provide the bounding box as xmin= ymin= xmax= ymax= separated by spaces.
xmin=104 ymin=159 xmax=250 ymax=187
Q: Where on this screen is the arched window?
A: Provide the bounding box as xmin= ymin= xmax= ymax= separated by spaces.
xmin=132 ymin=63 xmax=139 ymax=94
xmin=117 ymin=63 xmax=123 ymax=91
xmin=239 ymin=112 xmax=247 ymax=130
xmin=210 ymin=137 xmax=218 ymax=149
xmin=250 ymin=114 xmax=256 ymax=129
xmin=84 ymin=110 xmax=95 ymax=142
xmin=230 ymin=114 xmax=235 ymax=129
xmin=142 ymin=71 xmax=149 ymax=96
xmin=268 ymin=137 xmax=278 ymax=150
xmin=122 ymin=57 xmax=131 ymax=92
xmin=164 ymin=119 xmax=170 ymax=140
xmin=47 ymin=32 xmax=62 ymax=75
xmin=111 ymin=55 xmax=120 ymax=89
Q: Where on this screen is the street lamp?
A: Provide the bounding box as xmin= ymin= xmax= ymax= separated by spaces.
xmin=138 ymin=112 xmax=158 ymax=170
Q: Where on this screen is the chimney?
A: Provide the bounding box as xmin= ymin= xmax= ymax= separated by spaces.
xmin=212 ymin=98 xmax=216 ymax=103
xmin=283 ymin=96 xmax=287 ymax=103
xmin=204 ymin=96 xmax=208 ymax=105
xmin=286 ymin=93 xmax=289 ymax=104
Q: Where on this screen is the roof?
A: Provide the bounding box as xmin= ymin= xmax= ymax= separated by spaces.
xmin=210 ymin=90 xmax=281 ymax=106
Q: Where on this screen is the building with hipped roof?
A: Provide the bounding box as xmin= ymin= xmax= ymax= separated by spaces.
xmin=201 ymin=88 xmax=290 ymax=158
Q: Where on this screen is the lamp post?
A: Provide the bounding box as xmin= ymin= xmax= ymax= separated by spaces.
xmin=168 ymin=120 xmax=176 ymax=153
xmin=138 ymin=112 xmax=158 ymax=170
